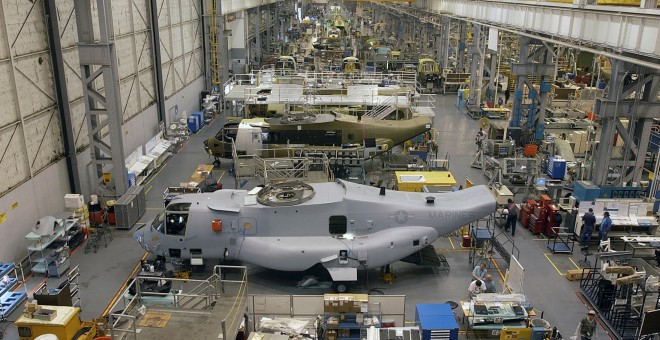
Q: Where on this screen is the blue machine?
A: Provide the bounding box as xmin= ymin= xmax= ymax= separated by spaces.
xmin=599 ymin=186 xmax=643 ymax=199
xmin=573 ymin=181 xmax=601 ymax=202
xmin=187 ymin=114 xmax=201 ymax=133
xmin=547 ymin=157 xmax=566 ymax=179
xmin=192 ymin=111 xmax=205 ymax=129
xmin=415 ymin=304 xmax=459 ymax=340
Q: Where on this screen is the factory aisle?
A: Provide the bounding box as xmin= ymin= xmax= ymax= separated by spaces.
xmin=429 ymin=93 xmax=610 ymax=338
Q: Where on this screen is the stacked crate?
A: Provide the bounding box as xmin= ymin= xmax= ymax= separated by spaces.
xmin=323 ymin=294 xmax=371 ymax=340
xmin=568 ymin=131 xmax=588 ymax=154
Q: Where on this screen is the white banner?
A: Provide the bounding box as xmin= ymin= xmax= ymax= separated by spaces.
xmin=488 ymin=28 xmax=499 ymax=52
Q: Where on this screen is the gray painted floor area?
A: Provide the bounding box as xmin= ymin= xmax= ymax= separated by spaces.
xmin=4 ymin=94 xmax=615 ymax=339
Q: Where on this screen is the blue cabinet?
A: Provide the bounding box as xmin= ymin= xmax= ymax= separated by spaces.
xmin=415 ymin=304 xmax=458 ymax=340
xmin=192 ymin=111 xmax=205 ymax=128
xmin=547 ymin=157 xmax=566 ymax=179
xmin=573 ymin=181 xmax=601 ymax=202
xmin=187 ymin=115 xmax=201 ymax=133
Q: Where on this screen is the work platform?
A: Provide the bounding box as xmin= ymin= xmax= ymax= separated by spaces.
xmin=109 ymin=266 xmax=248 ymax=340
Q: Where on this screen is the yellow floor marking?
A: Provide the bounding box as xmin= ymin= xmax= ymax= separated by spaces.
xmin=569 ymin=257 xmax=581 ymax=270
xmin=544 ymin=253 xmax=566 ymax=275
xmin=144 ymin=162 xmax=168 ymax=186
xmin=489 ymin=258 xmax=507 ymax=282
xmin=448 ymin=236 xmax=456 ymax=250
xmin=145 ymin=185 xmax=153 ymax=194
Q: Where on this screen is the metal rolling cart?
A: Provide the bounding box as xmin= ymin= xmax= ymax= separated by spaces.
xmin=546 ymin=226 xmax=575 ymax=253
xmin=469 ymin=219 xmax=495 ymax=268
xmin=84 ymin=221 xmax=112 ymax=254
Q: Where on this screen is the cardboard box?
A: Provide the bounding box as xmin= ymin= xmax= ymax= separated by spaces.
xmin=327 ymin=317 xmax=339 ymax=327
xmin=324 ymin=300 xmax=339 ymax=313
xmin=566 ymin=268 xmax=590 ymax=281
xmin=339 ymin=329 xmax=351 ymax=337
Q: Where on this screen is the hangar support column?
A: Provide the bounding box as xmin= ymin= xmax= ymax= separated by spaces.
xmin=509 ymin=37 xmax=554 ymax=143
xmin=592 ymin=59 xmax=660 ymax=186
xmin=207 ymin=0 xmax=229 ymax=91
xmin=436 ymin=17 xmax=450 ymax=70
xmin=467 ymin=24 xmax=485 ymax=108
xmin=457 ymin=22 xmax=467 ymax=73
xmin=45 ymin=0 xmax=80 ymax=194
xmin=74 ymin=0 xmax=128 ymax=197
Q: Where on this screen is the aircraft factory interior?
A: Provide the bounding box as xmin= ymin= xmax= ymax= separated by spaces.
xmin=2 ymin=0 xmax=660 ymax=339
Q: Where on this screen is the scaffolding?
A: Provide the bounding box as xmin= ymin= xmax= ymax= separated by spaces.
xmin=209 ymin=0 xmax=221 ymax=87
xmin=469 ymin=214 xmax=521 ymax=269
xmin=579 ymin=252 xmax=660 ymax=339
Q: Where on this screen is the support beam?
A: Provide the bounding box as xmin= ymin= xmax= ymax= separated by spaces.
xmin=44 ymin=0 xmax=80 ymax=194
xmin=468 ymin=24 xmax=485 ymax=106
xmin=255 ymin=7 xmax=261 ymax=65
xmin=373 ymin=1 xmax=660 ymax=72
xmin=437 ymin=17 xmax=450 ymax=69
xmin=149 ymin=0 xmax=166 ymax=124
xmin=457 ymin=21 xmax=466 ymax=72
xmin=201 ymin=0 xmax=209 ymax=89
xmin=75 ymin=0 xmax=128 ymax=197
xmin=593 ymin=59 xmax=660 ymax=186
xmin=510 ymin=37 xmax=554 ymax=142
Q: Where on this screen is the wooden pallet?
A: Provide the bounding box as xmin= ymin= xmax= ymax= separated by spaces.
xmin=138 ymin=312 xmax=172 ymax=328
xmin=565 ymin=268 xmax=590 ymax=281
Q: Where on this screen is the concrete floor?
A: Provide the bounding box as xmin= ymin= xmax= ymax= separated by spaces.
xmin=2 ymin=93 xmax=617 ymax=339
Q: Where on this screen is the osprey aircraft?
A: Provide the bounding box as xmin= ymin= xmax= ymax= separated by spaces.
xmin=203 ymin=113 xmax=432 ymax=162
xmin=135 ymin=180 xmax=496 ymax=291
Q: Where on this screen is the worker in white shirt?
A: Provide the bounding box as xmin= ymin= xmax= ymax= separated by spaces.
xmin=467 ymin=280 xmax=484 ymax=300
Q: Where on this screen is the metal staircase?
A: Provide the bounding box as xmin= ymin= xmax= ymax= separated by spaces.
xmin=364 ymin=94 xmax=399 ymax=120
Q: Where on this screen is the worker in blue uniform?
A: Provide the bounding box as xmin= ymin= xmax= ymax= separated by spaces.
xmin=599 ymin=211 xmax=612 ymax=242
xmin=505 ymin=199 xmax=519 ymax=237
xmin=580 ymin=208 xmax=596 ymax=250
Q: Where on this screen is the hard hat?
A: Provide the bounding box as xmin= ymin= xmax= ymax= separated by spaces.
xmin=502 ymin=209 xmax=509 ymax=215
xmin=588 ymin=310 xmax=596 ymax=315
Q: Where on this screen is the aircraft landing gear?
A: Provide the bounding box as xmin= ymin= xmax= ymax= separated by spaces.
xmin=379 ymin=265 xmax=395 ymax=284
xmin=333 ymin=282 xmax=351 ymax=293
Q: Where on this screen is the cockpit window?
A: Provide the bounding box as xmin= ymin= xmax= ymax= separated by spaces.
xmin=153 ymin=212 xmax=165 ymax=233
xmin=275 ymin=60 xmax=295 ymax=70
xmin=165 ymin=203 xmax=191 ymax=235
xmin=167 ymin=203 xmax=191 ymax=212
xmin=166 ymin=213 xmax=189 ymax=235
xmin=218 ymin=123 xmax=238 ymax=142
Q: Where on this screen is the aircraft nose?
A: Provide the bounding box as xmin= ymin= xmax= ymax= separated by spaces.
xmin=133 ymin=229 xmax=146 ymax=250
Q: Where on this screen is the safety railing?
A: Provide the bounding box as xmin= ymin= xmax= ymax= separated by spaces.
xmin=108 ymin=265 xmax=247 ymax=340
xmin=214 ymin=265 xmax=249 ymax=340
xmin=364 ymin=93 xmax=400 ymax=120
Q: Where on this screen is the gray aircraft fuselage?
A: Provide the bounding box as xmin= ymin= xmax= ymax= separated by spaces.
xmin=135 ymin=180 xmax=495 ymax=281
